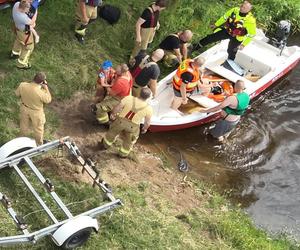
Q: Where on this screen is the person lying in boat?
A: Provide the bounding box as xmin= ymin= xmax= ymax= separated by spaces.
xmin=171 ymin=57 xmax=210 ymax=112
xmin=200 ymin=80 xmax=250 ymax=141
xmin=130 ymin=49 xmax=164 ymax=98
xmin=159 ymin=30 xmax=193 ymax=68
xmin=193 ymin=1 xmax=256 ymax=61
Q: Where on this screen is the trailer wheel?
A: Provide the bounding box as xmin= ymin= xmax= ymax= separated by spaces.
xmin=62 ymin=227 xmax=92 ymax=249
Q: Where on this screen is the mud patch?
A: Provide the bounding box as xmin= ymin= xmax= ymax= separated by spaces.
xmin=49 ymin=92 xmax=202 ymax=212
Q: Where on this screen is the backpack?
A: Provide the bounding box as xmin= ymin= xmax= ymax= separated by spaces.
xmin=99 ymin=4 xmax=121 ymax=25
xmin=130 ymin=55 xmax=157 ymax=79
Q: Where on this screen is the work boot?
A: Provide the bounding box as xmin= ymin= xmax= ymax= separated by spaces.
xmin=97 ymin=140 xmax=107 ymax=151
xmin=43 ymin=139 xmax=50 ymax=144
xmin=17 ymin=63 xmax=31 ymax=70
xmin=75 ymin=33 xmax=85 ymax=44
xmin=88 ymin=18 xmax=97 ymax=24
xmin=10 ymin=53 xmax=19 ymax=59
xmin=90 ymin=104 xmax=97 ymax=114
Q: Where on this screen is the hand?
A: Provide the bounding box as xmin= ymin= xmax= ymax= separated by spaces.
xmin=136 ymin=36 xmax=141 ymax=45
xmin=238 ymin=44 xmax=245 ymax=50
xmin=182 ymin=98 xmax=188 ymax=105
xmin=35 ymin=35 xmax=40 ymax=44
xmin=156 ymin=22 xmax=160 ymax=30
xmin=41 ymin=80 xmax=48 ymax=89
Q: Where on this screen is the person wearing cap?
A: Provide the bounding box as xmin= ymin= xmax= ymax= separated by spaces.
xmin=171 ymin=57 xmax=206 ymax=112
xmin=159 ymin=30 xmax=193 ymax=67
xmin=96 ymin=64 xmax=133 ymax=125
xmin=98 ymin=88 xmax=153 ymax=158
xmin=92 ymin=60 xmax=115 ymax=109
xmin=130 ymin=0 xmax=167 ymax=62
xmin=15 ymin=72 xmax=52 ymax=145
xmin=75 ymin=0 xmax=102 ymax=43
xmin=200 ymin=80 xmax=250 ymax=141
xmin=130 ymin=49 xmax=164 ymax=98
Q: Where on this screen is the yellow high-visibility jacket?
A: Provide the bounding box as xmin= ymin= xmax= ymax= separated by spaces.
xmin=215 ymin=7 xmax=256 ymax=46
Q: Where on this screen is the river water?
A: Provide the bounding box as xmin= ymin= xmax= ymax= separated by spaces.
xmin=142 ymin=38 xmax=300 ymax=239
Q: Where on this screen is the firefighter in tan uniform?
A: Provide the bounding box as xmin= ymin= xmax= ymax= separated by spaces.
xmin=75 ymin=0 xmax=102 ymax=43
xmin=11 ymin=1 xmax=35 ymax=69
xmin=96 ymin=64 xmax=133 ymax=125
xmin=15 ymin=72 xmax=52 ymax=145
xmin=99 ymin=88 xmax=153 ymax=158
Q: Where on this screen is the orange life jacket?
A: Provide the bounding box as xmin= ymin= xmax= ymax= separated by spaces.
xmin=97 ymin=68 xmax=115 ymax=86
xmin=224 ymin=11 xmax=247 ymax=37
xmin=172 ymin=59 xmax=200 ymax=92
xmin=204 ymin=75 xmax=234 ymax=102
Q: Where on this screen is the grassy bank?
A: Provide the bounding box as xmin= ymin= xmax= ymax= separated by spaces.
xmin=0 ymin=0 xmax=299 ymax=249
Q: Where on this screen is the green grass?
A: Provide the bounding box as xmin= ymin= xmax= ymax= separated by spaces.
xmin=0 ymin=0 xmax=300 ymax=249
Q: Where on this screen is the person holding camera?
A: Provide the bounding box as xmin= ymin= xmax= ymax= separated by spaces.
xmin=15 ymin=72 xmax=52 ymax=145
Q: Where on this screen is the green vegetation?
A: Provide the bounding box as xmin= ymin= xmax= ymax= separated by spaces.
xmin=0 ymin=0 xmax=299 ymax=249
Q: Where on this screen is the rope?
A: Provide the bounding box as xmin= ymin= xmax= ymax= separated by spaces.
xmin=167 ymin=146 xmax=189 ymax=172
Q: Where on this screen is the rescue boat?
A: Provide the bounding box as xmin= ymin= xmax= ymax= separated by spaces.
xmin=149 ymin=28 xmax=300 ymax=132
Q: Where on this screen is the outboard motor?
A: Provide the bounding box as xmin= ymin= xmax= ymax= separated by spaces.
xmin=271 ymin=20 xmax=291 ymax=55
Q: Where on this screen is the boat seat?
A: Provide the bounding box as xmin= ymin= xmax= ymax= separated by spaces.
xmin=235 ymin=51 xmax=272 ymax=76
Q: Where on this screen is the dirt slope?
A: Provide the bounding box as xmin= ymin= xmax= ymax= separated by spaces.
xmin=49 ymin=92 xmax=201 ymax=212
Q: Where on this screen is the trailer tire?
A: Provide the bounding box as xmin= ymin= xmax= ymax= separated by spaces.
xmin=61 ymin=227 xmax=92 ymax=249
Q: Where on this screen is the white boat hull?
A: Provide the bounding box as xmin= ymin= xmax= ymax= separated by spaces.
xmin=149 ymin=29 xmax=300 ymax=132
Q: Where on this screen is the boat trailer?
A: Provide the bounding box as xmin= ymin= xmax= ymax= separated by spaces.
xmin=0 ymin=137 xmax=122 ymax=249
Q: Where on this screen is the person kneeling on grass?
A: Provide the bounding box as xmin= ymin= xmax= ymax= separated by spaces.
xmin=159 ymin=29 xmax=193 ymax=68
xmin=200 ymin=80 xmax=250 ymax=141
xmin=96 ymin=64 xmax=133 ymax=125
xmin=99 ymin=88 xmax=153 ymax=158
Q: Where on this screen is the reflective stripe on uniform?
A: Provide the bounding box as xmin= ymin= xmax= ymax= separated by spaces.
xmin=75 ymin=28 xmax=86 ymax=36
xmin=119 ymin=147 xmax=131 ymax=157
xmin=97 ymin=114 xmax=109 ymax=124
xmin=12 ymin=50 xmax=21 ymax=56
xmin=103 ymin=136 xmax=114 ymax=147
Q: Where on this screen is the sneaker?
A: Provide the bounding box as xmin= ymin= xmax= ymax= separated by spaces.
xmin=75 ymin=33 xmax=85 ymax=44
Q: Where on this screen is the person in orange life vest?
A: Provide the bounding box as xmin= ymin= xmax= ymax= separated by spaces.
xmin=130 ymin=49 xmax=164 ymax=98
xmin=200 ymin=80 xmax=250 ymax=141
xmin=99 ymin=88 xmax=153 ymax=158
xmin=171 ymin=57 xmax=208 ymax=112
xmin=193 ymin=1 xmax=256 ymax=60
xmin=130 ymin=0 xmax=167 ymax=62
xmin=96 ymin=64 xmax=133 ymax=125
xmin=91 ymin=60 xmax=115 ymax=112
